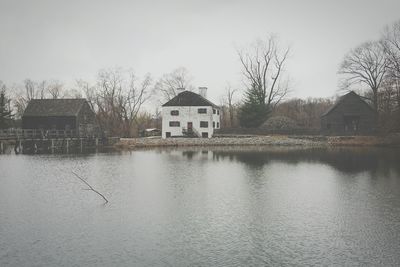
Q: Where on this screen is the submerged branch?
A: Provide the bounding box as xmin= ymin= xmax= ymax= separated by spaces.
xmin=72 ymin=171 xmax=109 ymax=204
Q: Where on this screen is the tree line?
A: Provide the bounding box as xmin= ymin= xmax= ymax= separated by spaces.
xmin=1 ymin=19 xmax=400 ymax=135
xmin=0 ymin=68 xmax=192 ymax=137
xmin=337 ymin=20 xmax=400 ymax=132
xmin=222 ymin=20 xmax=400 ymax=132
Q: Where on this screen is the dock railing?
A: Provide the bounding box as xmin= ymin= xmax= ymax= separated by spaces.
xmin=0 ymin=128 xmax=103 ymax=140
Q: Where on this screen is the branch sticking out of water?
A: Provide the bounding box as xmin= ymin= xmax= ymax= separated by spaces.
xmin=72 ymin=171 xmax=109 ymax=204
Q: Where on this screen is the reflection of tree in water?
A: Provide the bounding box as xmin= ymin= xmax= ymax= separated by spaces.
xmin=182 ymin=150 xmax=198 ymax=160
xmin=209 ymin=147 xmax=400 ymax=175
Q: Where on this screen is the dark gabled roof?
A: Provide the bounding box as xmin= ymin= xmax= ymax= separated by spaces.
xmin=321 ymin=91 xmax=376 ymax=117
xmin=23 ymin=99 xmax=87 ymax=117
xmin=162 ymin=91 xmax=219 ymax=108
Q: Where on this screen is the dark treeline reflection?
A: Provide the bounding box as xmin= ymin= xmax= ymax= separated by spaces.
xmin=175 ymin=147 xmax=400 ymax=175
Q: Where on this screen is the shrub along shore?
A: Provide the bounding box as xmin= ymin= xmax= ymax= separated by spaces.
xmin=115 ymin=134 xmax=400 ymax=149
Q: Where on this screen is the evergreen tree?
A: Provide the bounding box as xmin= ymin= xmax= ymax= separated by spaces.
xmin=238 ymin=85 xmax=271 ymax=127
xmin=236 ymin=36 xmax=290 ymax=128
xmin=0 ymin=87 xmax=12 ymax=129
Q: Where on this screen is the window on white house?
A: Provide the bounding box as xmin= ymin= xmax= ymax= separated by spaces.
xmin=170 ymin=110 xmax=179 ymax=116
xmin=217 ymin=122 xmax=220 ymax=128
xmin=198 ymin=108 xmax=207 ymax=114
xmin=213 ymin=109 xmax=216 ymax=114
xmin=217 ymin=110 xmax=220 ymax=115
xmin=213 ymin=122 xmax=215 ymax=128
xmin=169 ymin=121 xmax=180 ymax=127
xmin=200 ymin=121 xmax=208 ymax=128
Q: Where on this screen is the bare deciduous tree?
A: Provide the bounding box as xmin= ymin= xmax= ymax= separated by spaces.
xmin=273 ymin=98 xmax=334 ymax=129
xmin=339 ymin=41 xmax=388 ymax=110
xmin=383 ymin=20 xmax=400 ymax=80
xmin=12 ymin=79 xmax=38 ymax=118
xmin=154 ymin=67 xmax=195 ymax=101
xmin=120 ymin=72 xmax=152 ymax=136
xmin=76 ymin=80 xmax=96 ymax=110
xmin=221 ymin=84 xmax=238 ymax=127
xmin=47 ymin=80 xmax=64 ymax=99
xmin=382 ymin=20 xmax=400 ymax=112
xmin=24 ymin=79 xmax=37 ymax=101
xmin=237 ymin=35 xmax=290 ymax=109
xmin=86 ymin=68 xmax=153 ymax=137
xmin=37 ymin=81 xmax=47 ymax=99
xmin=12 ymin=79 xmax=65 ymax=117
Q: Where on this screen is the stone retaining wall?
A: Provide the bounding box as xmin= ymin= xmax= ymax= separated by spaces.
xmin=116 ymin=136 xmax=324 ymax=149
xmin=115 ymin=134 xmax=400 ymax=149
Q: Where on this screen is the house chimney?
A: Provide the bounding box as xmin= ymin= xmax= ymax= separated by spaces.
xmin=198 ymin=87 xmax=207 ymax=98
xmin=176 ymin=87 xmax=185 ymax=94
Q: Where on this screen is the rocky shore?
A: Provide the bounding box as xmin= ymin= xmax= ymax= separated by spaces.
xmin=115 ymin=134 xmax=400 ymax=149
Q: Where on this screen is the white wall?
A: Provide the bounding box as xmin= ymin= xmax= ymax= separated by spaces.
xmin=162 ymin=106 xmax=220 ymax=138
xmin=212 ymin=108 xmax=221 ymax=129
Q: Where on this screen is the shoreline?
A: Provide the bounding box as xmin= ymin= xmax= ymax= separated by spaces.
xmin=115 ymin=134 xmax=400 ymax=150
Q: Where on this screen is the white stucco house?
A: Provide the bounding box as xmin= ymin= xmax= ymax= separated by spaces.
xmin=161 ymin=88 xmax=221 ymax=138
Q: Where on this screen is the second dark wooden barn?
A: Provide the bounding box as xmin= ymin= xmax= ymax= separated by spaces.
xmin=321 ymin=91 xmax=377 ymax=135
xmin=22 ymin=99 xmax=97 ymax=135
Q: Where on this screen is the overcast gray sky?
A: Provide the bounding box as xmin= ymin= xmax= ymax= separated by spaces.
xmin=1 ymin=0 xmax=400 ymax=104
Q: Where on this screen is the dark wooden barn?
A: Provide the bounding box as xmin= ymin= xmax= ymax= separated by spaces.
xmin=22 ymin=99 xmax=97 ymax=135
xmin=321 ymin=91 xmax=378 ymax=135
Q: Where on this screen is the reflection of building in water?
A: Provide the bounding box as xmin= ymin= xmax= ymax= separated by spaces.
xmin=321 ymin=91 xmax=377 ymax=135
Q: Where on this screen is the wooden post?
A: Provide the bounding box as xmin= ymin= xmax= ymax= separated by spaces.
xmin=51 ymin=139 xmax=54 ymax=154
xmin=19 ymin=140 xmax=22 ymax=153
xmin=66 ymin=139 xmax=69 ymax=154
xmin=80 ymin=139 xmax=83 ymax=152
xmin=0 ymin=141 xmax=3 ymax=154
xmin=95 ymin=138 xmax=99 ymax=147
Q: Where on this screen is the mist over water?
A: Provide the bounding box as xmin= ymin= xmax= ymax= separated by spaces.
xmin=1 ymin=147 xmax=400 ymax=266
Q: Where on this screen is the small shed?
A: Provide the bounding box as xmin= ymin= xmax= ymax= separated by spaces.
xmin=321 ymin=91 xmax=377 ymax=135
xmin=140 ymin=128 xmax=161 ymax=137
xmin=22 ymin=99 xmax=96 ymax=134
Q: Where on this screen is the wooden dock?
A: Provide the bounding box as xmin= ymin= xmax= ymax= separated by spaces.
xmin=0 ymin=129 xmax=119 ymax=154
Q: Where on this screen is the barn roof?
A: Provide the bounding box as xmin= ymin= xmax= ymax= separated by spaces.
xmin=162 ymin=91 xmax=219 ymax=108
xmin=23 ymin=99 xmax=88 ymax=117
xmin=321 ymin=91 xmax=376 ymax=117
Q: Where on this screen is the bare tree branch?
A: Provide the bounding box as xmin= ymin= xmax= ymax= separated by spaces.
xmin=237 ymin=35 xmax=290 ymax=108
xmin=154 ymin=67 xmax=195 ymax=101
xmin=72 ymin=171 xmax=109 ymax=204
xmin=80 ymin=68 xmax=153 ymax=137
xmin=339 ymin=41 xmax=388 ymax=110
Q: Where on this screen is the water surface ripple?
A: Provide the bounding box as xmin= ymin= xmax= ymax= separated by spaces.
xmin=1 ymin=147 xmax=400 ymax=266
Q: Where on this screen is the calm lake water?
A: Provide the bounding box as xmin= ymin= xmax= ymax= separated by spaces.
xmin=1 ymin=147 xmax=400 ymax=266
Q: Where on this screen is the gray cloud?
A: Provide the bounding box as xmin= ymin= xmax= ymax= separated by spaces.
xmin=1 ymin=0 xmax=400 ymax=104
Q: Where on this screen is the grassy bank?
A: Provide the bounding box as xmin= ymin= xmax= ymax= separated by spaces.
xmin=115 ymin=134 xmax=400 ymax=150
